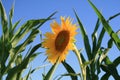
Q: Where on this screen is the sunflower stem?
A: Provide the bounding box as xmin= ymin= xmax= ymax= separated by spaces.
xmin=73 ymin=44 xmax=86 ymax=80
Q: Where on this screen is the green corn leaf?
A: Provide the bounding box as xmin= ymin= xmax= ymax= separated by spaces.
xmin=24 ymin=43 xmax=41 ymax=62
xmin=80 ymin=52 xmax=86 ymax=63
xmin=14 ymin=70 xmax=22 ymax=80
xmin=92 ymin=21 xmax=105 ymax=60
xmin=11 ymin=11 xmax=56 ymax=47
xmin=117 ymin=30 xmax=120 ymax=36
xmin=9 ymin=19 xmax=21 ymax=39
xmin=107 ymin=39 xmax=113 ymax=48
xmin=6 ymin=62 xmax=26 ymax=80
xmin=15 ymin=54 xmax=22 ymax=66
xmin=7 ymin=29 xmax=40 ymax=74
xmin=0 ymin=1 xmax=56 ymax=79
xmin=9 ymin=29 xmax=39 ymax=56
xmin=17 ymin=43 xmax=42 ymax=72
xmin=85 ymin=66 xmax=91 ymax=80
xmin=23 ymin=68 xmax=32 ymax=80
xmin=113 ymin=56 xmax=120 ymax=67
xmin=0 ymin=1 xmax=8 ymax=34
xmin=11 ymin=19 xmax=46 ymax=46
xmin=92 ymin=13 xmax=120 ymax=58
xmin=96 ymin=59 xmax=101 ymax=76
xmin=6 ymin=52 xmax=41 ymax=80
xmin=29 ymin=52 xmax=41 ymax=62
xmin=101 ymin=73 xmax=110 ymax=80
xmin=0 ymin=38 xmax=11 ymax=76
xmin=0 ymin=1 xmax=9 ymax=64
xmin=101 ymin=64 xmax=120 ymax=80
xmin=57 ymin=73 xmax=80 ymax=80
xmin=31 ymin=64 xmax=50 ymax=74
xmin=88 ymin=0 xmax=120 ymax=50
xmin=0 ymin=38 xmax=1 ymax=55
xmin=99 ymin=48 xmax=109 ymax=64
xmin=97 ymin=28 xmax=105 ymax=50
xmin=44 ymin=58 xmax=59 ymax=80
xmin=12 ymin=19 xmax=21 ymax=32
xmin=8 ymin=32 xmax=41 ymax=70
xmin=28 ymin=43 xmax=42 ymax=57
xmin=74 ymin=10 xmax=92 ymax=60
xmin=6 ymin=63 xmax=25 ymax=80
xmin=34 ymin=11 xmax=57 ymax=30
xmin=62 ymin=61 xmax=78 ymax=80
xmin=101 ymin=56 xmax=120 ymax=79
xmin=9 ymin=1 xmax=14 ymax=32
xmin=104 ymin=56 xmax=112 ymax=65
xmin=9 ymin=1 xmax=14 ymax=19
xmin=92 ymin=19 xmax=100 ymax=36
xmin=24 ymin=64 xmax=50 ymax=80
xmin=107 ymin=12 xmax=120 ymax=22
xmin=92 ymin=19 xmax=100 ymax=53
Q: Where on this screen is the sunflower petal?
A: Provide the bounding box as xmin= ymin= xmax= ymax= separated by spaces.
xmin=50 ymin=21 xmax=61 ymax=34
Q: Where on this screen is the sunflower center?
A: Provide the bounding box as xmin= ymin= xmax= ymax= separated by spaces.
xmin=55 ymin=30 xmax=70 ymax=52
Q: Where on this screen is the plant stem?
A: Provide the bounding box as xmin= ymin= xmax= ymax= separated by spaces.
xmin=73 ymin=44 xmax=86 ymax=80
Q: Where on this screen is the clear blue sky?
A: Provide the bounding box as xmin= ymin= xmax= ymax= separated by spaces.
xmin=1 ymin=0 xmax=120 ymax=80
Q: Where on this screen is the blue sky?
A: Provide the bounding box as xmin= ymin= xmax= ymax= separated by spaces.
xmin=1 ymin=0 xmax=120 ymax=80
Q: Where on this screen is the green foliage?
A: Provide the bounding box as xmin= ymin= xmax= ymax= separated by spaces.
xmin=44 ymin=58 xmax=59 ymax=80
xmin=88 ymin=0 xmax=120 ymax=80
xmin=62 ymin=61 xmax=78 ymax=80
xmin=74 ymin=10 xmax=92 ymax=60
xmin=0 ymin=1 xmax=55 ymax=80
xmin=0 ymin=0 xmax=120 ymax=80
xmin=88 ymin=0 xmax=120 ymax=50
xmin=69 ymin=1 xmax=120 ymax=80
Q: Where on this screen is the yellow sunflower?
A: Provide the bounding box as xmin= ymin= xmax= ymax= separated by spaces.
xmin=43 ymin=16 xmax=78 ymax=64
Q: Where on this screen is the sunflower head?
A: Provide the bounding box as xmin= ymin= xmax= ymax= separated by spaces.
xmin=43 ymin=16 xmax=78 ymax=64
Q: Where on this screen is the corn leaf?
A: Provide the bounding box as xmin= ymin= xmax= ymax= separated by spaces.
xmin=101 ymin=73 xmax=110 ymax=80
xmin=6 ymin=52 xmax=41 ymax=80
xmin=92 ymin=19 xmax=100 ymax=53
xmin=11 ymin=19 xmax=47 ymax=46
xmin=74 ymin=10 xmax=92 ymax=60
xmin=88 ymin=0 xmax=120 ymax=50
xmin=57 ymin=73 xmax=80 ymax=80
xmin=101 ymin=56 xmax=120 ymax=80
xmin=62 ymin=61 xmax=78 ymax=80
xmin=9 ymin=1 xmax=14 ymax=32
xmin=44 ymin=59 xmax=59 ymax=80
xmin=0 ymin=1 xmax=8 ymax=34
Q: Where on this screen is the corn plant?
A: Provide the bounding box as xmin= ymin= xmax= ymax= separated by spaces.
xmin=0 ymin=1 xmax=55 ymax=80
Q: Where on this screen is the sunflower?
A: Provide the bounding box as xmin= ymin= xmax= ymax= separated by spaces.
xmin=43 ymin=16 xmax=78 ymax=64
